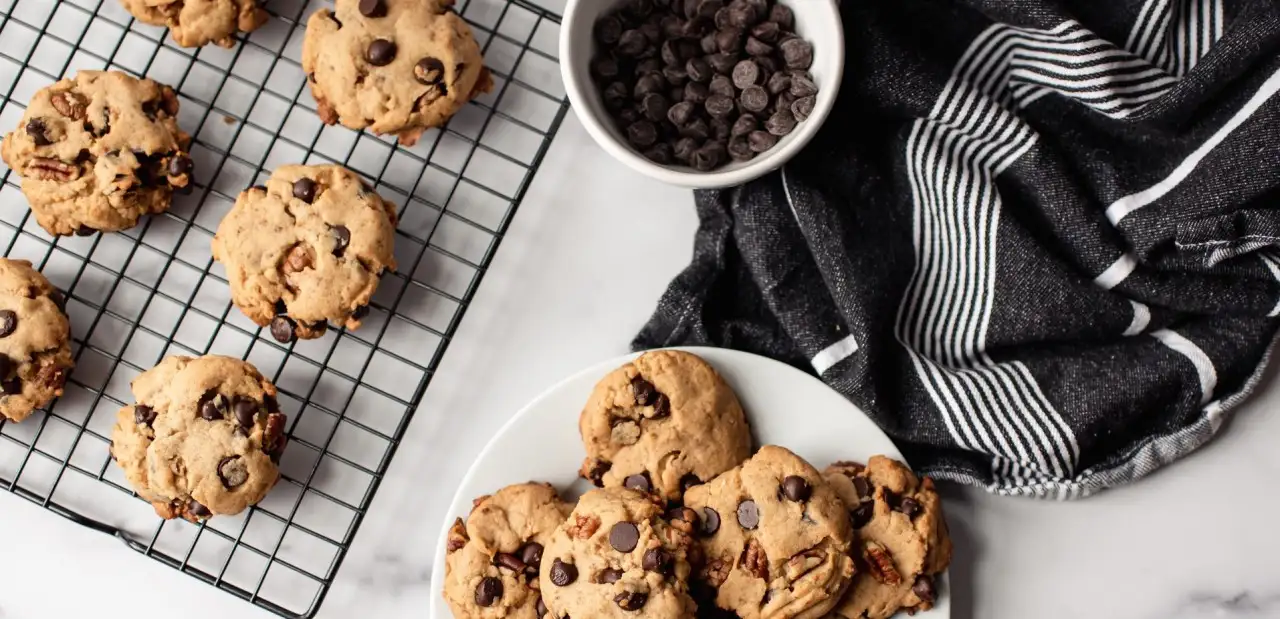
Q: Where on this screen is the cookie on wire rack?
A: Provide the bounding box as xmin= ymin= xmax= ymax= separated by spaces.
xmin=301 ymin=0 xmax=494 ymax=145
xmin=211 ymin=164 xmax=398 ymax=343
xmin=0 ymin=70 xmax=194 ymax=236
xmin=119 ymin=0 xmax=269 ymax=48
xmin=0 ymin=258 xmax=73 ymax=423
xmin=110 ymin=355 xmax=287 ymax=521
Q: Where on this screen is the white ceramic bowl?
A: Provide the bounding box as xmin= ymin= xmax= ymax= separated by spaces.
xmin=560 ymin=0 xmax=845 ymax=189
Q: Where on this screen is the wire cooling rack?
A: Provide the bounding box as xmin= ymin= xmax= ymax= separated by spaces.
xmin=0 ymin=0 xmax=568 ymax=616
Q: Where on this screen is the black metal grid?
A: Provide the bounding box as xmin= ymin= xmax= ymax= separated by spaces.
xmin=0 ymin=0 xmax=568 ymax=616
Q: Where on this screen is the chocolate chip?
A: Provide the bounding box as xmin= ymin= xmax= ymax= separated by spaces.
xmin=199 ymin=391 xmax=228 ymax=421
xmin=327 ymin=11 xmax=343 ymax=27
xmin=592 ymin=56 xmax=620 ymax=81
xmin=233 ymin=397 xmax=258 ymax=429
xmin=728 ymin=2 xmax=758 ymax=27
xmin=684 ymin=81 xmax=710 ymax=104
xmin=736 ymin=499 xmax=760 ymax=530
xmin=680 ymin=473 xmax=702 ymax=492
xmin=217 ymin=455 xmax=248 ymax=489
xmin=331 ymin=225 xmax=351 ymax=257
xmin=614 ymin=591 xmax=648 ymax=611
xmin=755 ymin=54 xmax=780 ymax=75
xmin=603 ymin=81 xmax=630 ymax=109
xmin=0 ymin=310 xmax=16 ymax=338
xmin=700 ymin=507 xmax=720 ymax=536
xmin=898 ymin=497 xmax=922 ymax=518
xmin=0 ymin=375 xmax=20 ymax=396
xmin=740 ymin=85 xmax=769 ymax=113
xmin=792 ymin=95 xmax=816 ymax=121
xmin=617 ymin=29 xmax=649 ymax=57
xmin=751 ymin=20 xmax=780 ymax=43
xmin=780 ymin=37 xmax=813 ymax=69
xmin=0 ymin=356 xmax=11 ymax=380
xmin=640 ymin=93 xmax=670 ymax=122
xmin=705 ymin=94 xmax=734 ymax=118
xmin=415 ymin=57 xmax=445 ymax=86
xmin=661 ymin=38 xmax=698 ymax=66
xmin=766 ymin=72 xmax=791 ymax=96
xmin=167 ymin=154 xmax=193 ymax=178
xmin=850 ymin=502 xmax=874 ymax=528
xmin=639 ymin=21 xmax=662 ymax=44
xmin=634 ymin=72 xmax=666 ymax=98
xmin=660 ymin=14 xmax=685 ymax=38
xmin=667 ymin=101 xmax=696 ymax=126
xmin=766 ymin=108 xmax=797 ymax=136
xmin=26 ymin=119 xmax=51 ymax=146
xmin=662 ymin=64 xmax=688 ymax=86
xmin=673 ymin=137 xmax=699 ymax=161
xmin=906 ymin=574 xmax=936 ymax=603
xmin=694 ymin=0 xmax=722 ymax=19
xmin=732 ymin=59 xmax=761 ymax=89
xmin=790 ymin=72 xmax=818 ymax=97
xmin=707 ymin=52 xmax=738 ymax=75
xmin=626 ymin=121 xmax=659 ymax=148
xmin=618 ymin=107 xmax=641 ymax=125
xmin=610 ymin=521 xmax=640 ymax=552
xmin=731 ymin=114 xmax=757 ymax=136
xmin=643 ymin=547 xmax=673 ymax=574
xmin=729 ymin=136 xmax=753 ymax=161
xmin=744 ymin=36 xmax=772 ymax=56
xmin=852 ymin=476 xmax=872 ymax=499
xmin=686 ymin=56 xmax=713 ymax=82
xmin=624 ymin=471 xmax=652 ymax=493
xmin=292 ymin=178 xmax=317 ymax=203
xmin=775 ymin=90 xmax=797 ymax=115
xmin=75 ymin=225 xmax=96 ymax=237
xmin=520 ymin=542 xmax=544 ymax=569
xmin=366 ymin=39 xmax=397 ymax=66
xmin=270 ymin=315 xmax=297 ymax=343
xmin=133 ymin=404 xmax=157 ymax=426
xmin=586 ymin=459 xmax=611 ymax=487
xmin=748 ymin=129 xmax=777 ymax=152
xmin=358 ymin=0 xmax=387 ymax=17
xmin=691 ymin=142 xmax=726 ymax=171
xmin=714 ymin=6 xmax=732 ymax=30
xmin=781 ymin=475 xmax=811 ymax=502
xmin=535 ymin=597 xmax=548 ymax=618
xmin=644 ymin=143 xmax=673 ymax=164
xmin=597 ymin=567 xmax=623 ymax=583
xmin=475 ymin=576 xmax=503 ymax=607
xmin=709 ymin=74 xmax=735 ymax=98
xmin=494 ymin=552 xmax=527 ymax=572
xmin=549 ymin=559 xmax=577 ymax=586
xmin=595 ymin=14 xmax=624 ymax=45
xmin=187 ymin=499 xmax=212 ymax=518
xmin=699 ymin=31 xmax=718 ymax=53
xmin=769 ymin=3 xmax=793 ymax=29
xmin=715 ymin=27 xmax=742 ymax=53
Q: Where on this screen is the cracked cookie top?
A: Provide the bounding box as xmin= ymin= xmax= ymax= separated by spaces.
xmin=0 ymin=258 xmax=73 ymax=423
xmin=684 ymin=445 xmax=855 ymax=619
xmin=579 ymin=349 xmax=752 ymax=503
xmin=110 ymin=355 xmax=287 ymax=521
xmin=301 ymin=0 xmax=493 ymax=145
xmin=121 ymin=0 xmax=269 ymax=48
xmin=540 ymin=487 xmax=699 ymax=618
xmin=823 ymin=456 xmax=952 ymax=619
xmin=0 ymin=71 xmax=194 ymax=236
xmin=211 ymin=164 xmax=397 ymax=343
xmin=444 ymin=482 xmax=574 ymax=619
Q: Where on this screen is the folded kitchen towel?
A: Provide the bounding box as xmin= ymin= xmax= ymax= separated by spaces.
xmin=635 ymin=0 xmax=1280 ymax=498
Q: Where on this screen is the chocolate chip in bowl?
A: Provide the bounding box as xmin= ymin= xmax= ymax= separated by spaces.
xmin=561 ymin=0 xmax=844 ymax=188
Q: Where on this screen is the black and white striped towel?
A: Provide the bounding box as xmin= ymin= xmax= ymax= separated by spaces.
xmin=635 ymin=0 xmax=1280 ymax=498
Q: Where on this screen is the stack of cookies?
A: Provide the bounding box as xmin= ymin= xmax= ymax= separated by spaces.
xmin=0 ymin=0 xmax=494 ymax=522
xmin=442 ymin=350 xmax=953 ymax=619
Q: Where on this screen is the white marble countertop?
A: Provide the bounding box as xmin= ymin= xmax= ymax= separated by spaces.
xmin=3 ymin=115 xmax=1280 ymax=619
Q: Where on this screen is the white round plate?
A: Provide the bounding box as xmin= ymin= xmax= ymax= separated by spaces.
xmin=429 ymin=346 xmax=950 ymax=618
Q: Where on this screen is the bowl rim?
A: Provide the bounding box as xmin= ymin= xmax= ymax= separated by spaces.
xmin=559 ymin=0 xmax=845 ymax=189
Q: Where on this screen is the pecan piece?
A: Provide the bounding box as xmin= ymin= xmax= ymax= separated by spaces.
xmin=863 ymin=541 xmax=901 ymax=586
xmin=784 ymin=548 xmax=823 ymax=583
xmin=740 ymin=538 xmax=769 ymax=580
xmin=263 ymin=411 xmax=288 ymax=460
xmin=566 ymin=514 xmax=601 ymax=540
xmin=446 ymin=518 xmax=469 ymax=552
xmin=51 ymin=91 xmax=87 ymax=120
xmin=702 ymin=556 xmax=731 ymax=587
xmin=27 ymin=157 xmax=79 ymax=181
xmin=282 ymin=243 xmax=316 ymax=277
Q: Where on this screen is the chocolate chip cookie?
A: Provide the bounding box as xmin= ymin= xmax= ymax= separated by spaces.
xmin=110 ymin=355 xmax=287 ymax=521
xmin=539 ymin=486 xmax=699 ymax=618
xmin=120 ymin=0 xmax=269 ymax=48
xmin=0 ymin=71 xmax=194 ymax=236
xmin=211 ymin=164 xmax=397 ymax=343
xmin=823 ymin=457 xmax=952 ymax=619
xmin=0 ymin=259 xmax=73 ymax=422
xmin=683 ymin=445 xmax=855 ymax=619
xmin=578 ymin=350 xmax=752 ymax=503
xmin=301 ymin=0 xmax=493 ymax=145
xmin=444 ymin=482 xmax=574 ymax=618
